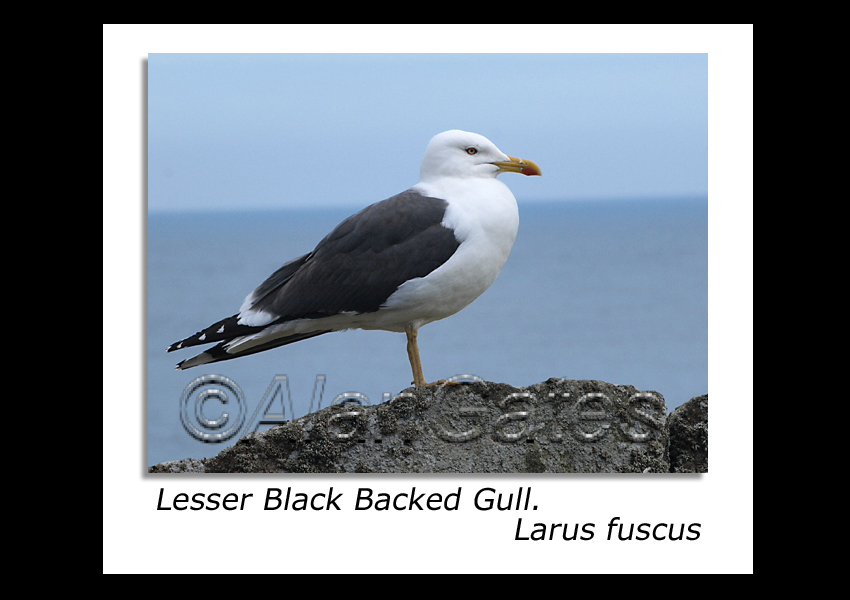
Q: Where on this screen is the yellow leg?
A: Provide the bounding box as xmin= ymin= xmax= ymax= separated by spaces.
xmin=404 ymin=325 xmax=462 ymax=387
xmin=405 ymin=324 xmax=426 ymax=386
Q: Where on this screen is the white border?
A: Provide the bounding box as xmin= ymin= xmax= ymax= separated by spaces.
xmin=104 ymin=24 xmax=752 ymax=574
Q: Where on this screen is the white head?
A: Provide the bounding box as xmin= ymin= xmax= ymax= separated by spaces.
xmin=419 ymin=130 xmax=541 ymax=184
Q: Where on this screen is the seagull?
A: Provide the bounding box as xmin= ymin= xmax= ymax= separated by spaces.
xmin=167 ymin=129 xmax=541 ymax=386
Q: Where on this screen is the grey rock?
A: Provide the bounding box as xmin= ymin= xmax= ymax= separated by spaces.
xmin=148 ymin=457 xmax=207 ymax=473
xmin=149 ymin=379 xmax=693 ymax=474
xmin=666 ymin=394 xmax=708 ymax=473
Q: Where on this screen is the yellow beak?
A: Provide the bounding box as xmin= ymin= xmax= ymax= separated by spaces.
xmin=492 ymin=155 xmax=542 ymax=176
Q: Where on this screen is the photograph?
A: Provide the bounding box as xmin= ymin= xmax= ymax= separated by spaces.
xmin=146 ymin=52 xmax=708 ymax=474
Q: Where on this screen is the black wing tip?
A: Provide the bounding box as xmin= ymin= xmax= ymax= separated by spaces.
xmin=166 ymin=314 xmax=251 ymax=354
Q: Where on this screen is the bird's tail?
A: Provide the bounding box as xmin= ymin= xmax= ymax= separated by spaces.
xmin=172 ymin=329 xmax=333 ymax=370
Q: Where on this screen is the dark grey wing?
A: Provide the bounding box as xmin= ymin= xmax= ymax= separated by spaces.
xmin=243 ymin=252 xmax=312 ymax=309
xmin=169 ymin=190 xmax=461 ymax=359
xmin=246 ymin=190 xmax=461 ymax=321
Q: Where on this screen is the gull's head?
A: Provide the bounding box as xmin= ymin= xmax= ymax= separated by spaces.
xmin=419 ymin=129 xmax=542 ymax=183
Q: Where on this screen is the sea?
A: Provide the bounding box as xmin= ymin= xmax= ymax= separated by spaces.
xmin=147 ymin=197 xmax=707 ymax=467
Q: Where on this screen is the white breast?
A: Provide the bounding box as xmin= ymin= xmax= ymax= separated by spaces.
xmin=372 ymin=178 xmax=520 ymax=331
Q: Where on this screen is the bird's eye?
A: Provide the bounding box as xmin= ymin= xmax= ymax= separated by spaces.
xmin=466 ymin=147 xmax=478 ymax=155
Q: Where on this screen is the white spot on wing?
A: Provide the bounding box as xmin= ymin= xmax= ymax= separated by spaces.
xmin=238 ymin=309 xmax=277 ymax=327
xmin=238 ymin=290 xmax=278 ymax=326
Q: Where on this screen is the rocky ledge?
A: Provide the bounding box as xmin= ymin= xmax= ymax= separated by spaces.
xmin=149 ymin=379 xmax=707 ymax=474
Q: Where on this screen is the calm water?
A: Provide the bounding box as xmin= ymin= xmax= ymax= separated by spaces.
xmin=147 ymin=198 xmax=707 ymax=466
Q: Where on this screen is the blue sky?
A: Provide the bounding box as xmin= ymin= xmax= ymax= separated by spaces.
xmin=148 ymin=53 xmax=707 ymax=212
